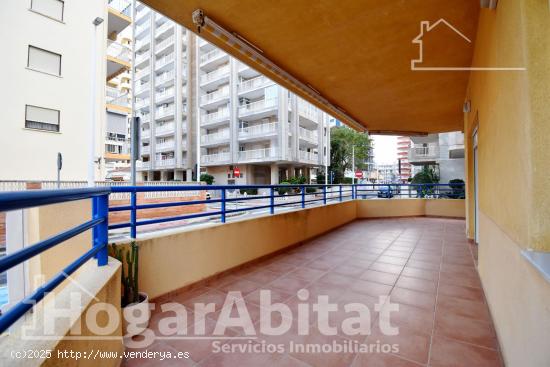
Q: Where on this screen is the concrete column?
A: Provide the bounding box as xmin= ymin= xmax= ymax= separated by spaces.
xmin=230 ymin=58 xmax=239 ymax=164
xmin=174 ymin=26 xmax=183 ymax=168
xmin=270 ymin=164 xmax=279 ymax=184
xmin=291 ymin=94 xmax=299 ymax=162
xmin=278 ymin=87 xmax=288 ymax=160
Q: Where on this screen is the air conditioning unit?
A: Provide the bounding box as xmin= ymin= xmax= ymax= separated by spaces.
xmin=480 ymin=0 xmax=498 ymax=9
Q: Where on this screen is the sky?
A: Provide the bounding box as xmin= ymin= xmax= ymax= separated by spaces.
xmin=372 ymin=135 xmax=398 ymax=165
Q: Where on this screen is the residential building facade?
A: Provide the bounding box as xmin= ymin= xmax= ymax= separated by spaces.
xmin=0 ymin=0 xmax=107 ymax=181
xmin=408 ymin=131 xmax=465 ymax=183
xmin=105 ymin=0 xmax=133 ymax=174
xmin=132 ymin=2 xmax=330 ymax=184
xmin=396 ymin=136 xmax=412 ymax=182
xmin=133 ymin=2 xmax=193 ymax=181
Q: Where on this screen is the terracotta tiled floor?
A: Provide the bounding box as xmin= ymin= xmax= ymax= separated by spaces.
xmin=124 ymin=218 xmax=503 ymax=367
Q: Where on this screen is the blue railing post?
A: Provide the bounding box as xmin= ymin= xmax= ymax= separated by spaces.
xmin=92 ymin=194 xmax=109 ymax=266
xmin=323 ymin=185 xmax=327 ymax=205
xmin=130 ymin=190 xmax=137 ymax=239
xmin=270 ymin=187 xmax=275 ymax=214
xmin=221 ymin=188 xmax=226 ymax=223
xmin=352 ymin=184 xmax=356 ymax=200
xmin=339 ymin=185 xmax=342 ymax=202
xmin=301 ymin=185 xmax=306 ymax=208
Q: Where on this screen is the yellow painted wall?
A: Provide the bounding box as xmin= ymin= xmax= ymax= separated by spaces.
xmin=133 ymin=201 xmax=357 ymax=299
xmin=0 ymin=259 xmax=123 ymax=367
xmin=26 ymin=200 xmax=93 ymax=291
xmin=356 ymin=199 xmax=465 ymax=219
xmin=464 ymin=1 xmax=550 ymax=365
xmin=478 ymin=212 xmax=550 ymax=367
xmin=464 ymin=0 xmax=550 ymax=251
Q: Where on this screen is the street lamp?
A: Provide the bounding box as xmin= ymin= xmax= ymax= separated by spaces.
xmin=88 ymin=16 xmax=104 ymax=186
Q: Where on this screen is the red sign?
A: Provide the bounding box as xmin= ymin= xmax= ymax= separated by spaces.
xmin=233 ymin=167 xmax=241 ymax=177
xmin=355 ymin=170 xmax=363 ymax=178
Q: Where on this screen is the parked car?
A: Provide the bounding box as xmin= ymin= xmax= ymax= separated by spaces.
xmin=377 ymin=185 xmax=394 ymax=198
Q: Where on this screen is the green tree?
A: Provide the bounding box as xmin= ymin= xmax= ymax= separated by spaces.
xmin=200 ymin=173 xmax=215 ymax=185
xmin=330 ymin=127 xmax=372 ymax=183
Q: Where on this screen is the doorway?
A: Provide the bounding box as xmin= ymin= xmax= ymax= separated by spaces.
xmin=473 ymin=128 xmax=479 ymax=244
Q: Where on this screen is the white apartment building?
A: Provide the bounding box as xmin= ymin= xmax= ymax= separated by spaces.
xmin=105 ymin=0 xmax=133 ymax=174
xmin=0 ymin=0 xmax=107 ymax=181
xmin=133 ymin=2 xmax=193 ymax=181
xmin=408 ymin=131 xmax=465 ymax=183
xmin=133 ymin=2 xmax=330 ymax=184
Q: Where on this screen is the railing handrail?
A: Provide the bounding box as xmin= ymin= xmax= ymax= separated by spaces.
xmin=0 ymin=187 xmax=110 ymax=211
xmin=0 ymin=187 xmax=111 ymax=334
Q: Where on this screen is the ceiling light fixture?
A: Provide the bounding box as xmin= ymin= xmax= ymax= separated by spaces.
xmin=192 ymin=9 xmax=366 ymax=132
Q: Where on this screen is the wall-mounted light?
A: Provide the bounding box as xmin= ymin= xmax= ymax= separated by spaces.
xmin=93 ymin=17 xmax=104 ymax=26
xmin=463 ymin=100 xmax=471 ymax=113
xmin=480 ymin=0 xmax=498 ymax=9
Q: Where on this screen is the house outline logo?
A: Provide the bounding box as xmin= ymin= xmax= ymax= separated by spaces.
xmin=411 ymin=18 xmax=526 ymax=71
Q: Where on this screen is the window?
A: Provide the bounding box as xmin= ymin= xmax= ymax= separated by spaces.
xmin=25 ymin=105 xmax=60 ymax=132
xmin=30 ymin=0 xmax=64 ymax=21
xmin=27 ymin=46 xmax=61 ymax=76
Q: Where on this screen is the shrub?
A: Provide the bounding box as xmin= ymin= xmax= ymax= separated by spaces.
xmin=305 ymin=187 xmax=318 ymax=194
xmin=277 ymin=182 xmax=291 ymax=195
xmin=200 ymin=173 xmax=214 ymax=185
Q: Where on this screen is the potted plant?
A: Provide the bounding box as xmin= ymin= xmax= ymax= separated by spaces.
xmin=109 ymin=242 xmax=150 ymax=336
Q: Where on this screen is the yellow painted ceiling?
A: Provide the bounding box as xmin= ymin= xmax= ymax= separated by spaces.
xmin=141 ymin=0 xmax=480 ymax=133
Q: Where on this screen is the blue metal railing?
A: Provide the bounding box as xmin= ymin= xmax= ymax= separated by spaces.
xmin=0 ymin=182 xmax=463 ymax=331
xmin=0 ymin=187 xmax=111 ymax=334
xmin=109 ymin=183 xmax=464 ymax=238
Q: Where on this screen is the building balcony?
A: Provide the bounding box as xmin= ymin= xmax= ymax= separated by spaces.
xmin=298 ymin=101 xmax=320 ymax=126
xmin=201 ymin=110 xmax=231 ymax=127
xmin=298 ymin=126 xmax=319 ymax=146
xmin=135 ymin=35 xmax=151 ymax=52
xmin=106 ymin=40 xmax=131 ymax=81
xmin=134 ymin=64 xmax=150 ymax=80
xmin=238 ymin=122 xmax=278 ymax=140
xmin=155 ymin=141 xmax=175 ymax=152
xmin=155 ymin=53 xmax=175 ymax=72
xmin=200 ymin=90 xmax=230 ymax=109
xmin=299 ymin=149 xmax=319 ymax=164
xmin=409 ymin=144 xmax=440 ymax=164
xmin=238 ymin=75 xmax=274 ymax=96
xmin=155 ymin=88 xmax=175 ymax=104
xmin=155 ymin=70 xmax=175 ymax=88
xmin=201 ymin=151 xmax=230 ymax=165
xmin=141 ymin=145 xmax=151 ymax=154
xmin=106 ymin=88 xmax=130 ymax=111
xmin=155 ymin=157 xmax=175 ymax=167
xmin=238 ymin=147 xmax=278 ymax=162
xmin=141 ymin=130 xmax=150 ymax=140
xmin=135 ymin=98 xmax=150 ymax=111
xmin=200 ymin=48 xmax=229 ymax=69
xmin=155 ymin=35 xmax=175 ymax=55
xmin=134 ymin=5 xmax=150 ymax=25
xmin=107 ymin=0 xmax=131 ymax=36
xmin=139 ymin=113 xmax=151 ymax=124
xmin=155 ymin=21 xmax=174 ymax=39
xmin=135 ymin=22 xmax=150 ymax=38
xmin=238 ymin=98 xmax=278 ymax=121
xmin=200 ymin=131 xmax=230 ymax=146
xmin=136 ymin=160 xmax=150 ymax=170
xmin=155 ymin=121 xmax=175 ymax=135
xmin=134 ymin=82 xmax=150 ymax=97
xmin=155 ymin=105 xmax=175 ymax=120
xmin=200 ymin=66 xmax=230 ymax=89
